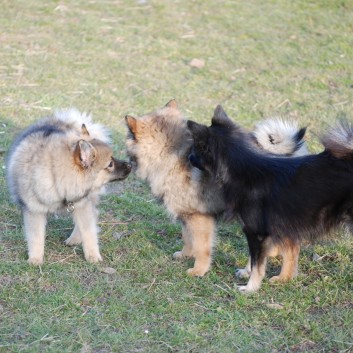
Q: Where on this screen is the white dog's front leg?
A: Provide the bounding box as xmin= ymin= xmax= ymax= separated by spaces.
xmin=73 ymin=201 xmax=102 ymax=263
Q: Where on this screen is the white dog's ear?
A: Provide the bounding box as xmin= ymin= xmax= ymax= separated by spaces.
xmin=74 ymin=140 xmax=96 ymax=169
xmin=81 ymin=123 xmax=90 ymax=136
xmin=165 ymin=99 xmax=178 ymax=109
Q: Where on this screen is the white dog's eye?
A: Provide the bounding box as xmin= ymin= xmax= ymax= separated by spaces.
xmin=107 ymin=160 xmax=114 ymax=169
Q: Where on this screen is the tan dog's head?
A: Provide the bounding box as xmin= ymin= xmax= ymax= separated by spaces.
xmin=124 ymin=100 xmax=189 ymax=177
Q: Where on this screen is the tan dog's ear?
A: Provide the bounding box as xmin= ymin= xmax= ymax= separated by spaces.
xmin=165 ymin=99 xmax=178 ymax=109
xmin=125 ymin=115 xmax=138 ymax=135
xmin=81 ymin=124 xmax=90 ymax=136
xmin=74 ymin=140 xmax=96 ymax=169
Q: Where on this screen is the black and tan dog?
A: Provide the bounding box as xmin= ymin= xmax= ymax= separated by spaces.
xmin=188 ymin=105 xmax=352 ymax=292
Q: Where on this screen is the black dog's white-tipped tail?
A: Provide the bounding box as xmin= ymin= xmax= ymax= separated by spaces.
xmin=322 ymin=120 xmax=353 ymax=159
xmin=252 ymin=118 xmax=308 ymax=156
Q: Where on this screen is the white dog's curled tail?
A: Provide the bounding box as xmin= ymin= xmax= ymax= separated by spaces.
xmin=252 ymin=118 xmax=308 ymax=157
xmin=54 ymin=108 xmax=111 ymax=143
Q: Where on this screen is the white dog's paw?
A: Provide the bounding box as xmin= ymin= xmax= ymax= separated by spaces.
xmin=28 ymin=256 xmax=44 ymax=265
xmin=64 ymin=236 xmax=82 ymax=246
xmin=235 ymin=268 xmax=251 ymax=279
xmin=84 ymin=252 xmax=102 ymax=263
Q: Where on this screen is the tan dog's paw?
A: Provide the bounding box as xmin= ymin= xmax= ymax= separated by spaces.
xmin=173 ymin=251 xmax=192 ymax=260
xmin=269 ymin=275 xmax=283 ymax=283
xmin=186 ymin=267 xmax=207 ymax=277
xmin=269 ymin=275 xmax=294 ymax=283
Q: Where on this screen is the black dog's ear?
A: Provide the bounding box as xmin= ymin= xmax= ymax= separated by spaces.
xmin=211 ymin=105 xmax=234 ymax=127
xmin=187 ymin=120 xmax=209 ymax=140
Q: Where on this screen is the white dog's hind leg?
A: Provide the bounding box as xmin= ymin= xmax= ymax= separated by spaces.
xmin=23 ymin=210 xmax=47 ymax=265
xmin=64 ymin=224 xmax=82 ymax=246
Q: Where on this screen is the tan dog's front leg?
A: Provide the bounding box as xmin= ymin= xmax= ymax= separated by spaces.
xmin=183 ymin=214 xmax=215 ymax=277
xmin=173 ymin=220 xmax=194 ymax=260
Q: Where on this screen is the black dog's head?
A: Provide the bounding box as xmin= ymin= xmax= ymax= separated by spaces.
xmin=187 ymin=121 xmax=210 ymax=172
xmin=187 ymin=105 xmax=244 ymax=179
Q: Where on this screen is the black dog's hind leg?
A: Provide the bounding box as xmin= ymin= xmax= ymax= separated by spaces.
xmin=238 ymin=232 xmax=267 ymax=293
xmin=269 ymin=240 xmax=300 ymax=283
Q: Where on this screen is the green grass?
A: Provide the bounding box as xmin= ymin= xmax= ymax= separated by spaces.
xmin=1 ymin=0 xmax=353 ymax=352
